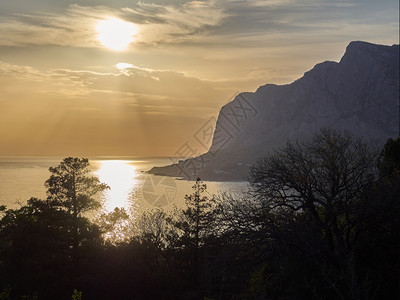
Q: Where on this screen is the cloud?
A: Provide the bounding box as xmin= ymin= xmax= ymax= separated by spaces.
xmin=0 ymin=60 xmax=233 ymax=111
xmin=0 ymin=59 xmax=239 ymax=155
xmin=0 ymin=2 xmax=228 ymax=47
xmin=245 ymin=0 xmax=359 ymax=8
xmin=246 ymin=0 xmax=295 ymax=7
xmin=0 ymin=61 xmax=44 ymax=79
xmin=0 ymin=2 xmax=397 ymax=88
xmin=0 ymin=5 xmax=108 ymax=47
xmin=123 ymin=1 xmax=228 ymax=45
xmin=185 ymin=1 xmax=211 ymax=8
xmin=0 ymin=0 xmax=396 ymax=53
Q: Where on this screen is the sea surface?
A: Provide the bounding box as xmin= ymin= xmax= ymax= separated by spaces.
xmin=0 ymin=156 xmax=249 ymax=214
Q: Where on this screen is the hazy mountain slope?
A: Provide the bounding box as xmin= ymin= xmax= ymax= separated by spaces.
xmin=149 ymin=41 xmax=399 ymax=180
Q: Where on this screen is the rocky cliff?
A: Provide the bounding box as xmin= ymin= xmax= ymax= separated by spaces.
xmin=149 ymin=41 xmax=399 ymax=180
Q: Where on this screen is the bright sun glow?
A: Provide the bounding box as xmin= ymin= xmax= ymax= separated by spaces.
xmin=95 ymin=160 xmax=138 ymax=211
xmin=96 ymin=18 xmax=138 ymax=51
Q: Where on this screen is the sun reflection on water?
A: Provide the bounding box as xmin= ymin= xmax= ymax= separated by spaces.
xmin=94 ymin=160 xmax=138 ymax=212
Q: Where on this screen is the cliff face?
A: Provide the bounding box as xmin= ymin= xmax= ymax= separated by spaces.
xmin=149 ymin=41 xmax=400 ymax=180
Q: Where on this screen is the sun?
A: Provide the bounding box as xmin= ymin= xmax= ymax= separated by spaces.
xmin=96 ymin=18 xmax=138 ymax=51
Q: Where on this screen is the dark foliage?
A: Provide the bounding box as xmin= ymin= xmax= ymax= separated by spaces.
xmin=0 ymin=136 xmax=398 ymax=299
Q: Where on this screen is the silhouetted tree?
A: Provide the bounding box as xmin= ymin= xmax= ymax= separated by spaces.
xmin=134 ymin=209 xmax=171 ymax=251
xmin=45 ymin=157 xmax=109 ymax=252
xmin=97 ymin=207 xmax=131 ymax=244
xmin=352 ymin=137 xmax=400 ymax=299
xmin=167 ymin=178 xmax=219 ymax=297
xmin=0 ymin=198 xmax=79 ymax=299
xmin=249 ymin=128 xmax=377 ymax=256
xmin=240 ymin=129 xmax=386 ymax=298
xmin=0 ymin=158 xmax=108 ymax=299
xmin=378 ymin=136 xmax=400 ymax=177
xmin=1 ymin=145 xmax=397 ymax=299
xmin=181 ymin=178 xmax=218 ymax=249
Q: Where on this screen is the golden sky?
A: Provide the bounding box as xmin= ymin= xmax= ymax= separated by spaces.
xmin=0 ymin=0 xmax=398 ymax=156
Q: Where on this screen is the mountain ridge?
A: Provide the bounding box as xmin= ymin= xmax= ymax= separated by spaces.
xmin=149 ymin=41 xmax=399 ymax=180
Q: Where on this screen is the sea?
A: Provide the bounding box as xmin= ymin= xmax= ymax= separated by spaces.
xmin=0 ymin=156 xmax=250 ymax=214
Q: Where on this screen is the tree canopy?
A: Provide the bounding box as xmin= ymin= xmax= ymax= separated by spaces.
xmin=45 ymin=157 xmax=109 ymax=217
xmin=249 ymin=128 xmax=378 ymax=254
xmin=0 ymin=137 xmax=398 ymax=299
